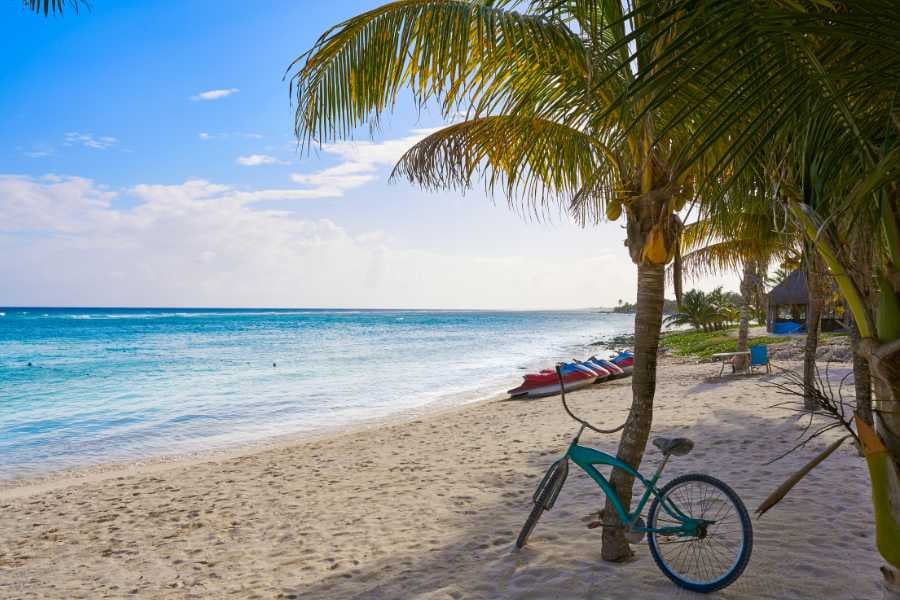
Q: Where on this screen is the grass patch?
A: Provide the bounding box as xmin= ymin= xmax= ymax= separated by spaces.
xmin=662 ymin=328 xmax=790 ymax=359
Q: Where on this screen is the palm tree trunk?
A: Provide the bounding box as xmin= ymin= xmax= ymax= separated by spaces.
xmin=755 ymin=258 xmax=768 ymax=326
xmin=601 ymin=262 xmax=665 ymax=561
xmin=803 ymin=301 xmax=822 ymax=410
xmin=735 ymin=260 xmax=754 ymax=371
xmin=871 ymin=337 xmax=900 ymax=599
xmin=872 ymin=269 xmax=900 ymax=598
xmin=849 ymin=317 xmax=873 ymax=426
xmin=804 ymin=250 xmax=825 ymax=411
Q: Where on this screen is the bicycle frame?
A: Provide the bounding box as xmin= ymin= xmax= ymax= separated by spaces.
xmin=531 ymin=364 xmax=702 ymax=537
xmin=536 ymin=432 xmax=702 ymax=536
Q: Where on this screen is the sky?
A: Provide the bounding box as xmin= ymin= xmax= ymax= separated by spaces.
xmin=1 ymin=1 xmax=737 ymax=310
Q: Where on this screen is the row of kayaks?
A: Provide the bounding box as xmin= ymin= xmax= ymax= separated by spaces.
xmin=508 ymin=351 xmax=634 ymax=398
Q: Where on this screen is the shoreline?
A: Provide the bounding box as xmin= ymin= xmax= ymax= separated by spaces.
xmin=2 ymin=331 xmax=633 ymax=489
xmin=0 ymin=387 xmax=511 ymax=500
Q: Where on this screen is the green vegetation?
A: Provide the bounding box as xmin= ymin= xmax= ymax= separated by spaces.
xmin=664 ymin=287 xmax=741 ymax=331
xmin=662 ymin=329 xmax=788 ymax=360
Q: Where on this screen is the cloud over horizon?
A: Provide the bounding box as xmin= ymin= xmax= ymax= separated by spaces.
xmin=0 ymin=174 xmax=636 ymax=309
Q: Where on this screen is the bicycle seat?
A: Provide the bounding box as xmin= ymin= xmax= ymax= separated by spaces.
xmin=653 ymin=437 xmax=694 ymax=456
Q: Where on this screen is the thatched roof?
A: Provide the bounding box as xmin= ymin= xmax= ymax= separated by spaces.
xmin=768 ymin=269 xmax=807 ymax=305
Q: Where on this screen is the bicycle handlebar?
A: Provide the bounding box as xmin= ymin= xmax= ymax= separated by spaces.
xmin=556 ymin=364 xmax=627 ymax=435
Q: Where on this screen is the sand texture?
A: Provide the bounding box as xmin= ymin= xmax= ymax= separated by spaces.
xmin=0 ymin=360 xmax=878 ymax=599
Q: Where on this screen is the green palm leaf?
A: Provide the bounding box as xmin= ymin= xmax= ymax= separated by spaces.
xmin=286 ymin=1 xmax=590 ymax=146
xmin=391 ymin=115 xmax=623 ymax=215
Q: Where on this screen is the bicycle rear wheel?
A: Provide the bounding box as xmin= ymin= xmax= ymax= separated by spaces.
xmin=647 ymin=473 xmax=752 ymax=593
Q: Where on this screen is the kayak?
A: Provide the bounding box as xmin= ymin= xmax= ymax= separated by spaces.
xmin=590 ymin=357 xmax=627 ymax=379
xmin=610 ymin=351 xmax=634 ymax=375
xmin=579 ymin=358 xmax=611 ymax=381
xmin=508 ymin=361 xmax=598 ymax=398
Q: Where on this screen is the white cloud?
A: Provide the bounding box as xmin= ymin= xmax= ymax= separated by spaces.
xmin=21 ymin=145 xmax=54 ymax=158
xmin=200 ymin=132 xmax=263 ymax=141
xmin=236 ymin=154 xmax=286 ymax=167
xmin=0 ymin=174 xmax=638 ymax=308
xmin=288 ymin=129 xmax=439 ymax=198
xmin=63 ymin=132 xmax=118 ymax=150
xmin=191 ymin=88 xmax=239 ymax=101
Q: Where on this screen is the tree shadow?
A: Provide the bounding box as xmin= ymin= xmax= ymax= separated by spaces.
xmin=278 ymin=385 xmax=878 ymax=599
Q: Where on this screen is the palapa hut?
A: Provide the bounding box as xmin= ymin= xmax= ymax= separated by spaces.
xmin=766 ymin=269 xmax=846 ymax=334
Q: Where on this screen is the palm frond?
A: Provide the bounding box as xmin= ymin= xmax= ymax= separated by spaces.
xmin=681 ymin=239 xmax=791 ymax=279
xmin=611 ymin=0 xmax=900 ymax=220
xmin=391 ymin=115 xmax=622 ymax=217
xmin=286 ymin=1 xmax=592 ymax=147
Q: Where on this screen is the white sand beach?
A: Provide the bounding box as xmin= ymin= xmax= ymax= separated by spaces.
xmin=0 ymin=359 xmax=878 ymax=599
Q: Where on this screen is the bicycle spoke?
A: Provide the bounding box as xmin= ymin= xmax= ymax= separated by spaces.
xmin=651 ymin=478 xmax=748 ymax=588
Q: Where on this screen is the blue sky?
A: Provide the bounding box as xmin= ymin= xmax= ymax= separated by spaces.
xmin=1 ymin=2 xmax=735 ymax=309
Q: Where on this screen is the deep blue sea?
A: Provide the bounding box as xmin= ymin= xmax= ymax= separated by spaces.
xmin=0 ymin=308 xmax=633 ymax=479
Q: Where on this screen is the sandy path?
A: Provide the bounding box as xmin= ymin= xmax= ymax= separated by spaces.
xmin=0 ymin=360 xmax=877 ymax=599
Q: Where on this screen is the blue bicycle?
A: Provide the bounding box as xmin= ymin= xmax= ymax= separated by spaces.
xmin=516 ymin=365 xmax=752 ymax=593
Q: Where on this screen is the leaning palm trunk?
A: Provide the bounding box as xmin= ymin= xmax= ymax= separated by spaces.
xmin=790 ymin=203 xmax=900 ymax=597
xmin=602 ymin=262 xmax=666 ymax=560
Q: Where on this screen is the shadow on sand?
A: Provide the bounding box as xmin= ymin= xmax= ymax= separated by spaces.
xmin=278 ymin=371 xmax=876 ymax=600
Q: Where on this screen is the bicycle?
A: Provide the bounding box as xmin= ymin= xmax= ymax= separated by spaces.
xmin=516 ymin=364 xmax=753 ymax=593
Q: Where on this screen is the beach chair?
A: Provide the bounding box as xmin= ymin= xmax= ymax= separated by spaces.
xmin=749 ymin=345 xmax=770 ymax=373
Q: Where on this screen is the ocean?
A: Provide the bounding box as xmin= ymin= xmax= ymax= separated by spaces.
xmin=0 ymin=308 xmax=633 ymax=479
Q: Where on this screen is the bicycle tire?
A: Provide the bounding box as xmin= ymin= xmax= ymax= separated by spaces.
xmin=515 ymin=468 xmax=562 ymax=548
xmin=647 ymin=473 xmax=752 ymax=593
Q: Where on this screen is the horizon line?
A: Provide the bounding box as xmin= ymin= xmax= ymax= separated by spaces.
xmin=0 ymin=305 xmax=622 ymax=313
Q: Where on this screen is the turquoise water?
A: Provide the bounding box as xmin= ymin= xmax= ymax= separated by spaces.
xmin=0 ymin=308 xmax=633 ymax=478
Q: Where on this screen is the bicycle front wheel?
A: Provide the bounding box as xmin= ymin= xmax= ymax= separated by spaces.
xmin=516 ymin=461 xmax=566 ymax=549
xmin=647 ymin=473 xmax=752 ymax=593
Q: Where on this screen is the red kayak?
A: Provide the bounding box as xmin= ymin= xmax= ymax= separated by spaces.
xmin=508 ymin=362 xmax=598 ymax=398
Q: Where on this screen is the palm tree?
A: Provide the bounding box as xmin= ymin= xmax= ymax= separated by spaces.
xmin=679 ymin=208 xmax=796 ymax=366
xmin=287 ymin=1 xmax=697 ymax=560
xmin=664 ymin=289 xmax=718 ymax=331
xmin=605 ymin=0 xmax=900 ymax=591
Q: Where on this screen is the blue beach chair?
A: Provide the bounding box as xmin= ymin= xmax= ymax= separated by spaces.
xmin=749 ymin=345 xmax=770 ymax=373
